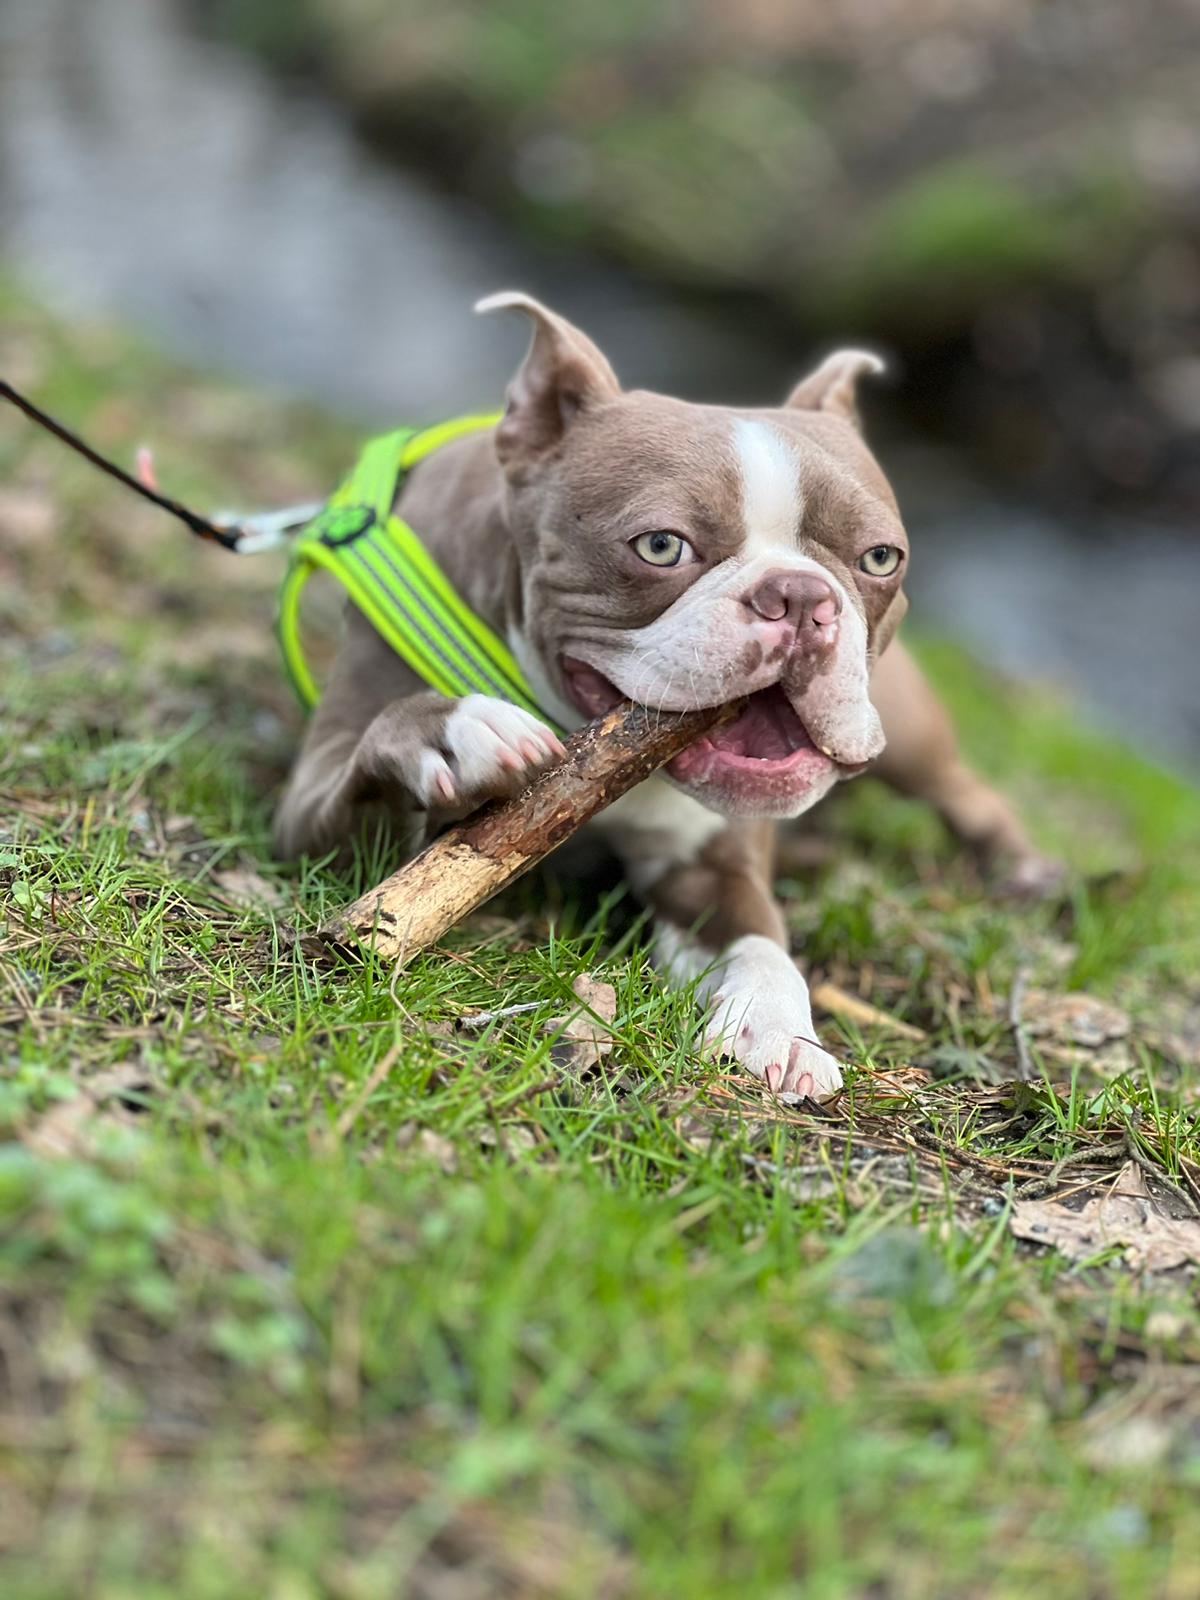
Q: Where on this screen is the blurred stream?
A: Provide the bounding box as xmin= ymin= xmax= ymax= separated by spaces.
xmin=1 ymin=0 xmax=1196 ymax=766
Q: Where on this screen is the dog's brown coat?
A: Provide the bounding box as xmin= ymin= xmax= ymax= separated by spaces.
xmin=275 ymin=294 xmax=1054 ymax=1098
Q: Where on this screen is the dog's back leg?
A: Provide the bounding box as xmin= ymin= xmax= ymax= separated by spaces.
xmin=869 ymin=639 xmax=1062 ymax=891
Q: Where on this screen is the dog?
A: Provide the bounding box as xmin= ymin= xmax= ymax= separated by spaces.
xmin=275 ymin=292 xmax=1054 ymax=1100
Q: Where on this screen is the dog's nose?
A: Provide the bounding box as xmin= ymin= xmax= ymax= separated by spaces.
xmin=746 ymin=569 xmax=841 ymax=633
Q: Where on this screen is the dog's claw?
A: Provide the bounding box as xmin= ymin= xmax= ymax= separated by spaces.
xmin=430 ymin=695 xmax=563 ymax=807
xmin=701 ymin=937 xmax=844 ymax=1103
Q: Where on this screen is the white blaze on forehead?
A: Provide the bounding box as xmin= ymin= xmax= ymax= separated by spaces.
xmin=733 ymin=418 xmax=802 ymax=558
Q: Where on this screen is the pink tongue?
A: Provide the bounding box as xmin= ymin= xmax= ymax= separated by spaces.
xmin=710 ymin=688 xmax=811 ymax=759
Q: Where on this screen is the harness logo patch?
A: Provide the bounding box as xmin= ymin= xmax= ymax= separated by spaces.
xmin=315 ymin=504 xmax=376 ymax=547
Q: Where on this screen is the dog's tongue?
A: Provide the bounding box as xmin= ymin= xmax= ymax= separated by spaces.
xmin=562 ymin=661 xmax=818 ymax=761
xmin=707 ymin=686 xmax=814 ymax=760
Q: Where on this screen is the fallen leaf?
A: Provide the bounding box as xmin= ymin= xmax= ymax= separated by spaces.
xmin=1011 ymin=1161 xmax=1200 ymax=1272
xmin=394 ymin=1125 xmax=459 ymax=1174
xmin=569 ymin=973 xmax=618 ymax=1020
xmin=543 ymin=973 xmax=618 ymax=1073
xmin=1022 ymin=989 xmax=1131 ymax=1049
xmin=22 ymin=1063 xmax=154 ymax=1160
xmin=210 ymin=866 xmax=289 ymax=911
xmin=1006 ymin=987 xmax=1136 ymax=1080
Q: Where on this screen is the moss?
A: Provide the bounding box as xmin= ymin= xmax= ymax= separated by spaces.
xmin=199 ymin=0 xmax=329 ymax=72
xmin=818 ymin=161 xmax=1148 ymax=327
xmin=197 ymin=0 xmax=1174 ymax=342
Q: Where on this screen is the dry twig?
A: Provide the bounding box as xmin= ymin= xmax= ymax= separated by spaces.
xmin=323 ymin=699 xmax=742 ymax=965
xmin=810 ymin=979 xmax=928 ymax=1042
xmin=1008 ymin=965 xmax=1038 ymax=1081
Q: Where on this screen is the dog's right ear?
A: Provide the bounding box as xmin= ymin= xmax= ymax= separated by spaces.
xmin=476 ymin=292 xmax=620 ymax=470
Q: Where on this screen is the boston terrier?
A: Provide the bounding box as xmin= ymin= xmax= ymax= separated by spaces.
xmin=275 ymin=293 xmax=1052 ymax=1100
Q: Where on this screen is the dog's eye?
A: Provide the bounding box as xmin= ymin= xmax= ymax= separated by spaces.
xmin=858 ymin=544 xmax=903 ymax=577
xmin=632 ymin=530 xmax=689 ymax=568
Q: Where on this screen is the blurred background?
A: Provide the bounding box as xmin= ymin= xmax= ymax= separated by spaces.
xmin=2 ymin=0 xmax=1198 ymax=763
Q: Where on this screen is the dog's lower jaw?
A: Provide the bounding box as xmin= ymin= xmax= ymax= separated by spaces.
xmin=559 ymin=656 xmax=856 ymax=819
xmin=664 ymin=738 xmax=844 ymax=821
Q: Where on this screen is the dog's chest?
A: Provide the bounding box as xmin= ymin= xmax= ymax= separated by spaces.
xmin=586 ymin=775 xmax=727 ymax=889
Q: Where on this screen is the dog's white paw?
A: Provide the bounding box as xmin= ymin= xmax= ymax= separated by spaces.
xmin=418 ymin=695 xmax=564 ymax=807
xmin=703 ymin=935 xmax=843 ymax=1102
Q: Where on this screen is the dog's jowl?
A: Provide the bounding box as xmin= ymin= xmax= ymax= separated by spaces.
xmin=276 ymin=293 xmax=1051 ymax=1099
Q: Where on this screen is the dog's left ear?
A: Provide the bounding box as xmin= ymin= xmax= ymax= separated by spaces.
xmin=785 ymin=349 xmax=885 ymax=428
xmin=477 ymin=291 xmax=621 ymax=471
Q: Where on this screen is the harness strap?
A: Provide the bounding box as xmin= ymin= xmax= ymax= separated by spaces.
xmin=1 ymin=380 xmax=562 ymax=732
xmin=277 ymin=413 xmax=562 ymax=730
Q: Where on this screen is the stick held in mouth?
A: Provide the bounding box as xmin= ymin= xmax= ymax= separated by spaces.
xmin=322 ymin=699 xmax=743 ymax=965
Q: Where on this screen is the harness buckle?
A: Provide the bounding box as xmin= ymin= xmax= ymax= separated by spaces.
xmin=310 ymin=504 xmax=377 ymax=549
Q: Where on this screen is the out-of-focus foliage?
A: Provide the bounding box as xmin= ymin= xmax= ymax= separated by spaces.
xmin=202 ymin=0 xmax=1200 ymax=506
xmin=209 ymin=0 xmax=1200 ymax=320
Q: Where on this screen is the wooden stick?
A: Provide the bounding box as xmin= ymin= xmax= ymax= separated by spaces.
xmin=809 ymin=979 xmax=928 ymax=1043
xmin=322 ymin=699 xmax=743 ymax=965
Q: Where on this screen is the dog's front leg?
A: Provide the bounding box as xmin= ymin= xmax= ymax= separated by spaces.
xmin=623 ymin=814 xmax=843 ymax=1102
xmin=273 ymin=641 xmax=564 ymax=860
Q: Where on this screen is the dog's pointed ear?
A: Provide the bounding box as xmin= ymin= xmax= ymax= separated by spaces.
xmin=785 ymin=349 xmax=885 ymax=428
xmin=476 ymin=291 xmax=620 ymax=469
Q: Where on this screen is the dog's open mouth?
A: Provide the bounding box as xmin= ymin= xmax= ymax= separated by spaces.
xmin=665 ymin=684 xmax=838 ymax=790
xmin=560 ymin=656 xmax=845 ymax=796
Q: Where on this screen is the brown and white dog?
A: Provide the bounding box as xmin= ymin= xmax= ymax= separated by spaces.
xmin=275 ymin=293 xmax=1050 ymax=1100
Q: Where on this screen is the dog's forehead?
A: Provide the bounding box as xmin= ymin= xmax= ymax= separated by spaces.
xmin=556 ymin=393 xmax=736 ymax=500
xmin=559 ymin=392 xmax=898 ymax=545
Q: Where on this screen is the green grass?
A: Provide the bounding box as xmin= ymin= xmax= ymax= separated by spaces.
xmin=3 ymin=282 xmax=1200 ymax=1598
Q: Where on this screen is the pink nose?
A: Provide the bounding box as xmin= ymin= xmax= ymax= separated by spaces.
xmin=746 ymin=569 xmax=841 ymax=634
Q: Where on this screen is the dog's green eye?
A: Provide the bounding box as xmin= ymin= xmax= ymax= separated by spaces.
xmin=858 ymin=544 xmax=903 ymax=577
xmin=632 ymin=530 xmax=688 ymax=568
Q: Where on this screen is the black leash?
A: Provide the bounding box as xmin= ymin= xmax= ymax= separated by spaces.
xmin=1 ymin=378 xmax=242 ymax=550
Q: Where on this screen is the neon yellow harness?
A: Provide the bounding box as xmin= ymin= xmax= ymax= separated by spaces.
xmin=277 ymin=413 xmax=562 ymax=731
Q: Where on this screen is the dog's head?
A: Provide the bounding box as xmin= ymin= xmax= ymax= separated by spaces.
xmin=480 ymin=292 xmax=908 ymax=819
